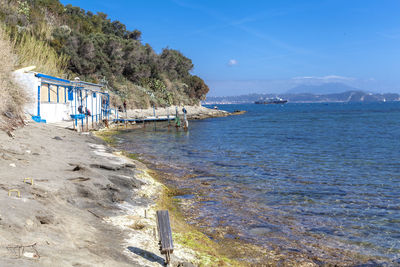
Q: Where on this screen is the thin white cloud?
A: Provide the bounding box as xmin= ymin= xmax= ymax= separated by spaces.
xmin=171 ymin=0 xmax=310 ymax=55
xmin=378 ymin=29 xmax=400 ymax=40
xmin=292 ymin=75 xmax=354 ymax=81
xmin=228 ymin=59 xmax=238 ymax=66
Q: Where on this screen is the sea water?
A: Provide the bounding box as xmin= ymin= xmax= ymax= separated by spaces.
xmin=115 ymin=102 xmax=400 ymax=263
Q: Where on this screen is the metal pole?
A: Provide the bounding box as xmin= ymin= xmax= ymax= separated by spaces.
xmin=184 ymin=111 xmax=188 ymax=131
xmin=37 ymin=85 xmax=41 ymax=117
xmin=57 ymin=86 xmax=59 ymax=103
xmin=74 ymin=88 xmax=77 ymax=127
xmin=85 ymin=90 xmax=88 ymax=131
xmin=91 ymin=92 xmax=94 ymax=128
xmin=47 ymin=84 xmax=50 ymax=102
xmin=125 ymin=106 xmax=127 ymax=128
xmin=100 ymin=95 xmax=103 ymax=121
xmin=153 ymin=105 xmax=156 ymax=130
xmin=96 ymin=93 xmax=98 ymax=122
xmin=80 ymin=89 xmax=84 ymax=131
xmin=107 ymin=94 xmax=110 ymax=121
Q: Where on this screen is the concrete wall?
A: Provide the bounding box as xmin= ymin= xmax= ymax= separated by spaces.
xmin=40 ymin=103 xmax=70 ymax=123
xmin=13 ymin=71 xmax=40 ymax=116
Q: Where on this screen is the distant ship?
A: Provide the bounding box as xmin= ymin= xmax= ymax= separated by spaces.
xmin=255 ymin=97 xmax=288 ymax=104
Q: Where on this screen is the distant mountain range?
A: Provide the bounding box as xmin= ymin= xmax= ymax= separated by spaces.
xmin=203 ymin=91 xmax=400 ymax=104
xmin=286 ymin=82 xmax=359 ymax=94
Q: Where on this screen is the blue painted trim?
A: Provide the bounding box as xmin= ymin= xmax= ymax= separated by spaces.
xmin=91 ymin=91 xmax=94 ymax=123
xmin=57 ymin=86 xmax=59 ymax=103
xmin=32 ymin=116 xmax=46 ymax=123
xmin=85 ymin=90 xmax=87 ymax=113
xmin=47 ymin=84 xmax=50 ymax=102
xmin=35 ymin=73 xmax=71 ymax=83
xmin=113 ymin=117 xmax=175 ymax=123
xmin=74 ymin=89 xmax=77 ymax=126
xmin=67 ymin=87 xmax=74 ymax=100
xmin=70 ymin=114 xmax=85 ymax=119
xmin=100 ymin=95 xmax=102 ymax=120
xmin=107 ymin=94 xmax=110 ymax=121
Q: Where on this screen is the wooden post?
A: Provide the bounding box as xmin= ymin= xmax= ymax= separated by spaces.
xmin=167 ymin=108 xmax=170 ymax=128
xmin=156 ymin=210 xmax=174 ymax=265
xmin=125 ymin=108 xmax=127 ymax=128
xmin=153 ymin=105 xmax=156 ymax=130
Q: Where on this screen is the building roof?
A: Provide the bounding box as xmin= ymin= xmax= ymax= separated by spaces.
xmin=35 ymin=73 xmax=104 ymax=93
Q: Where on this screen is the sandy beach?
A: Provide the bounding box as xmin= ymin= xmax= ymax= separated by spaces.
xmin=0 ymin=120 xmax=199 ymax=266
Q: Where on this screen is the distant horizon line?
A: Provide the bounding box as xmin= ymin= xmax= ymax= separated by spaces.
xmin=206 ymin=89 xmax=400 ymax=98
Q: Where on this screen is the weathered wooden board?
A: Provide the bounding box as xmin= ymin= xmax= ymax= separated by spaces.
xmin=156 ymin=210 xmax=174 ymax=254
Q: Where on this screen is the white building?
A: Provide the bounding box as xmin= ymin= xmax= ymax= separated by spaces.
xmin=13 ymin=70 xmax=110 ymax=127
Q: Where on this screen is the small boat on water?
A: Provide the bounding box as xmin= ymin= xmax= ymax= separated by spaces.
xmin=255 ymin=97 xmax=288 ymax=104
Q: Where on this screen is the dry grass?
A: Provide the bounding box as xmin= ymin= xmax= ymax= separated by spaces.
xmin=0 ymin=25 xmax=26 ymax=132
xmin=128 ymin=221 xmax=146 ymax=230
xmin=12 ymin=31 xmax=68 ymax=77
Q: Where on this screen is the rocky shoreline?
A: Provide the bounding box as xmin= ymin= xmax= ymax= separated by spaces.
xmin=122 ymin=105 xmax=231 ymax=120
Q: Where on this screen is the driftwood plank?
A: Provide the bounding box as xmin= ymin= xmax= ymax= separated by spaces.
xmin=156 ymin=210 xmax=174 ymax=253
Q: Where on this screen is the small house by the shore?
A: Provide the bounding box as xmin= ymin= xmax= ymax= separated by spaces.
xmin=13 ymin=69 xmax=110 ymax=127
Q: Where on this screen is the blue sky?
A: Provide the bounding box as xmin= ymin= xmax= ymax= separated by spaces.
xmin=60 ymin=0 xmax=400 ymax=96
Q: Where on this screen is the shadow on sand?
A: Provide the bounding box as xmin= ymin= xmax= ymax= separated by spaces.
xmin=127 ymin=246 xmax=165 ymax=265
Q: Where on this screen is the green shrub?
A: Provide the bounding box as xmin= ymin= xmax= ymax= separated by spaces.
xmin=0 ymin=0 xmax=210 ymax=108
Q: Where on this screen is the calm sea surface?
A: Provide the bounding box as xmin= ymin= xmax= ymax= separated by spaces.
xmin=115 ymin=102 xmax=400 ymax=263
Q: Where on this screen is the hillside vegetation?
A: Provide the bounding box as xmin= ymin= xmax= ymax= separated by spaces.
xmin=0 ymin=0 xmax=209 ymax=108
xmin=0 ymin=25 xmax=26 ymax=132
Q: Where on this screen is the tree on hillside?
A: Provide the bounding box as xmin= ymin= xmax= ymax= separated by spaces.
xmin=0 ymin=0 xmax=210 ymax=107
xmin=160 ymin=48 xmax=193 ymax=81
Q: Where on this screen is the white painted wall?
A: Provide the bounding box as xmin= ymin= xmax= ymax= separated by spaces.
xmin=13 ymin=71 xmax=40 ymax=116
xmin=13 ymin=71 xmax=108 ymax=124
xmin=40 ymin=103 xmax=70 ymax=123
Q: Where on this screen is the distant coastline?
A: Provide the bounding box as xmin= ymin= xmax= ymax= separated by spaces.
xmin=203 ymin=90 xmax=400 ymax=105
